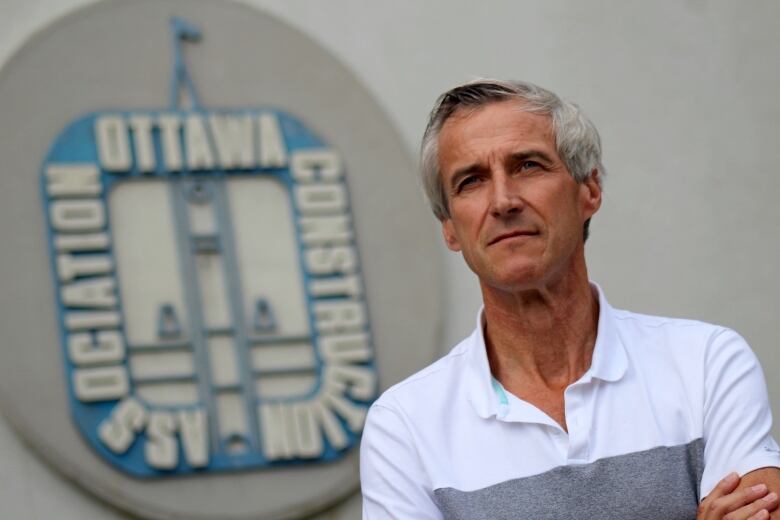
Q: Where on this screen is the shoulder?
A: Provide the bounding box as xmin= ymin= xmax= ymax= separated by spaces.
xmin=609 ymin=306 xmax=767 ymax=399
xmin=611 ymin=306 xmax=723 ymax=334
xmin=370 ymin=332 xmax=476 ymax=419
xmin=610 ymin=306 xmax=737 ymax=357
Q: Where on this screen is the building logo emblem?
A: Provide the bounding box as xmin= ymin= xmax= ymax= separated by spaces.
xmin=40 ymin=18 xmax=377 ymax=477
xmin=0 ymin=1 xmax=439 ymax=517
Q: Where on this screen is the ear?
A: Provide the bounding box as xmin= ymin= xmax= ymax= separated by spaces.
xmin=579 ymin=168 xmax=602 ymax=220
xmin=441 ymin=218 xmax=462 ymax=252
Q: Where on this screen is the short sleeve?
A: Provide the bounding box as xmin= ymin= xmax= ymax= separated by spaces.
xmin=360 ymin=402 xmax=443 ymax=520
xmin=700 ymin=328 xmax=780 ymax=497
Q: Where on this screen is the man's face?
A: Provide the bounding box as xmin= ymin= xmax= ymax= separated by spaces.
xmin=438 ymin=100 xmax=601 ymax=292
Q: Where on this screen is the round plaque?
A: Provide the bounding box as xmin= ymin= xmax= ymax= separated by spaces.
xmin=0 ymin=1 xmax=441 ymax=518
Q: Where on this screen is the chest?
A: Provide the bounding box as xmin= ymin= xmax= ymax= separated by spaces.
xmin=433 ymin=439 xmax=704 ymax=520
xmin=422 ymin=366 xmax=704 ymax=495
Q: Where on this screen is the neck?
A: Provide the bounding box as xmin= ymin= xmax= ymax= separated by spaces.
xmin=481 ymin=258 xmax=599 ymax=392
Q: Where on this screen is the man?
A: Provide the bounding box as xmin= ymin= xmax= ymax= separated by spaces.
xmin=360 ymin=79 xmax=780 ymax=519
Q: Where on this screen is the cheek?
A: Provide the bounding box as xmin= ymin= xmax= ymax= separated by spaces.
xmin=532 ymin=198 xmax=583 ymax=249
xmin=449 ymin=203 xmax=483 ymax=236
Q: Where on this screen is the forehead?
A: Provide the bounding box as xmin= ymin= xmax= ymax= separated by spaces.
xmin=437 ymin=100 xmax=556 ymax=174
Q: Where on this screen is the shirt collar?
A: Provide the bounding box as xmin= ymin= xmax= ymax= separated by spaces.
xmin=465 ymin=282 xmax=628 ymax=419
xmin=585 ymin=283 xmax=628 ymax=383
xmin=464 ymin=311 xmax=498 ymax=419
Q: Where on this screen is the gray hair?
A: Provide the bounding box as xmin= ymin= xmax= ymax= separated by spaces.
xmin=420 ymin=79 xmax=605 ymax=229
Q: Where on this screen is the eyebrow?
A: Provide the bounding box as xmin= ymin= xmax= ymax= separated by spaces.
xmin=448 ymin=149 xmax=556 ymax=190
xmin=507 ymin=150 xmax=555 ymax=167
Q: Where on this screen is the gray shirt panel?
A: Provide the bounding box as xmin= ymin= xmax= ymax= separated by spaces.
xmin=433 ymin=439 xmax=704 ymax=520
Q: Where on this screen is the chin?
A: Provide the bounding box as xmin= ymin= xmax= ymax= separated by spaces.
xmin=484 ymin=263 xmax=545 ymax=293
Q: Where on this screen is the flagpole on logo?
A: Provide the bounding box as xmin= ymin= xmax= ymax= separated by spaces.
xmin=165 ymin=17 xmax=264 ymax=458
xmin=169 ymin=17 xmax=202 ymax=110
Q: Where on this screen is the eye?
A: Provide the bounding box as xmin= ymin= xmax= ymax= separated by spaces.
xmin=519 ymin=160 xmax=542 ymax=171
xmin=456 ymin=175 xmax=481 ymax=192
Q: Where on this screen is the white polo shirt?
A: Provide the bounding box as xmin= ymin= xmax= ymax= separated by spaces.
xmin=360 ymin=286 xmax=780 ymax=519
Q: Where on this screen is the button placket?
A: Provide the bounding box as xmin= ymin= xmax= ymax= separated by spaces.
xmin=565 ymin=385 xmax=589 ymax=462
xmin=550 ymin=426 xmax=569 ymax=458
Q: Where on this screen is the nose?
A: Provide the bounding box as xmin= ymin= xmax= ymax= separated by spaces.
xmin=490 ymin=171 xmax=522 ymax=218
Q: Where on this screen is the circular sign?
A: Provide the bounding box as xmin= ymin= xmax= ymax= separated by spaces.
xmin=0 ymin=1 xmax=441 ymax=518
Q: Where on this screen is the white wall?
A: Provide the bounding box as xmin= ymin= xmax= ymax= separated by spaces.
xmin=1 ymin=0 xmax=779 ymax=518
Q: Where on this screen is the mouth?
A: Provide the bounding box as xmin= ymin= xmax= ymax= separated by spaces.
xmin=487 ymin=230 xmax=538 ymax=246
